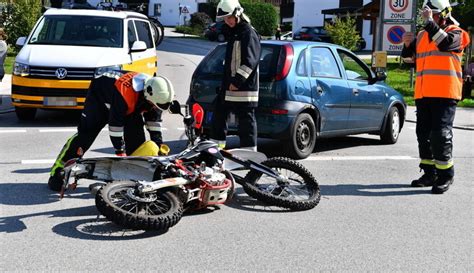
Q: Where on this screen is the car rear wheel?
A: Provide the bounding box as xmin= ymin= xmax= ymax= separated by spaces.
xmin=380 ymin=106 xmax=400 ymax=144
xmin=217 ymin=33 xmax=226 ymax=42
xmin=15 ymin=107 xmax=36 ymax=121
xmin=285 ymin=113 xmax=316 ymax=159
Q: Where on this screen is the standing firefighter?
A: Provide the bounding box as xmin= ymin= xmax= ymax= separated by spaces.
xmin=401 ymin=0 xmax=470 ymax=194
xmin=48 ymin=72 xmax=174 ymax=191
xmin=210 ymin=0 xmax=261 ymax=151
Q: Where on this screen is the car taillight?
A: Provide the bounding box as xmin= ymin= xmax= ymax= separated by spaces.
xmin=275 ymin=44 xmax=294 ymax=81
xmin=271 ymin=109 xmax=289 ymax=115
xmin=211 ymin=27 xmax=216 ymax=31
xmin=301 ymin=33 xmax=310 ymax=39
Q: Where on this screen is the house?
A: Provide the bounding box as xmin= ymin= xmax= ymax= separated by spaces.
xmin=85 ymin=0 xmax=206 ymax=26
xmin=291 ymin=0 xmax=375 ymax=50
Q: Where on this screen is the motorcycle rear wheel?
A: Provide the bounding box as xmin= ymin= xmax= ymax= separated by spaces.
xmin=242 ymin=157 xmax=320 ymax=211
xmin=95 ymin=181 xmax=183 ymax=230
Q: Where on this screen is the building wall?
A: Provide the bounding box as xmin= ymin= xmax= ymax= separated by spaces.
xmin=293 ymin=0 xmax=374 ymax=50
xmin=148 ymin=0 xmax=206 ymax=26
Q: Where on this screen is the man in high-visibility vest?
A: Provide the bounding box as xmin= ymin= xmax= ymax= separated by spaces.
xmin=401 ymin=0 xmax=470 ymax=194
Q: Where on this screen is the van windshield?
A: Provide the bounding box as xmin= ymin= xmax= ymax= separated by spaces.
xmin=29 ymin=15 xmax=123 ymax=48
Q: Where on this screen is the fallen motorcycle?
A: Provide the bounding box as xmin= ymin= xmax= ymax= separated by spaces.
xmin=60 ymin=101 xmax=321 ymax=231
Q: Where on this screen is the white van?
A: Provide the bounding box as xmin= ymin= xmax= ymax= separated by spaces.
xmin=11 ymin=8 xmax=158 ymax=120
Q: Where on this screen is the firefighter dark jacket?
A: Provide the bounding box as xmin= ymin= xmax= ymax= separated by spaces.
xmin=88 ymin=71 xmax=162 ymax=152
xmin=221 ymin=21 xmax=261 ymax=108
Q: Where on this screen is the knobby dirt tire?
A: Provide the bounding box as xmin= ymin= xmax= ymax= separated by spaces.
xmin=95 ymin=181 xmax=183 ymax=231
xmin=242 ymin=157 xmax=320 ymax=211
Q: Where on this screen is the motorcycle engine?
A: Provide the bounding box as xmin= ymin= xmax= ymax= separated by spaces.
xmin=198 ymin=164 xmax=232 ymax=206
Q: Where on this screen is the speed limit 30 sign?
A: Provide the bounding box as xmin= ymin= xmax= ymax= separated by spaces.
xmin=384 ymin=0 xmax=413 ymax=20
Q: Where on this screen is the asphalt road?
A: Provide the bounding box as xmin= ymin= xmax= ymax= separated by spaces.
xmin=0 ymin=36 xmax=473 ymax=272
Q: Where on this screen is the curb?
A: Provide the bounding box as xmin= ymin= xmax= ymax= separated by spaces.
xmin=406 ymin=119 xmax=474 ymax=131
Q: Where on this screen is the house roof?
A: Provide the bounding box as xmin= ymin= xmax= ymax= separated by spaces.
xmin=321 ymin=6 xmax=360 ymax=15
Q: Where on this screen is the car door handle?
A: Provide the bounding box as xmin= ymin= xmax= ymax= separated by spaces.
xmin=352 ymin=88 xmax=359 ymax=96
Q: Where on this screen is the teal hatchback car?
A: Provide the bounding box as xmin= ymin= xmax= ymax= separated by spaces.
xmin=188 ymin=41 xmax=406 ymax=159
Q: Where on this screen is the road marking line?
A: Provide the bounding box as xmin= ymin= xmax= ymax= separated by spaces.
xmin=39 ymin=128 xmax=77 ymax=133
xmin=39 ymin=128 xmax=109 ymax=133
xmin=0 ymin=129 xmax=27 ymax=133
xmin=21 ymin=159 xmax=55 ymax=164
xmin=20 ymin=156 xmax=418 ymax=164
xmin=304 ymin=156 xmax=417 ymax=161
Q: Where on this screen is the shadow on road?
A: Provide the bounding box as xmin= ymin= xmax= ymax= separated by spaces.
xmin=320 ymin=183 xmax=429 ymax=196
xmin=0 ymin=182 xmax=91 ymax=206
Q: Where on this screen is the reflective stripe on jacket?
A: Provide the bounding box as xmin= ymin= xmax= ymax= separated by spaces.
xmin=222 ymin=21 xmax=261 ymax=107
xmin=415 ymin=25 xmax=470 ymax=100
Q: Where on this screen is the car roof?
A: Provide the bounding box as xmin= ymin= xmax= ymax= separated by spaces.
xmin=43 ymin=8 xmax=148 ymax=20
xmin=261 ymin=40 xmax=340 ymax=51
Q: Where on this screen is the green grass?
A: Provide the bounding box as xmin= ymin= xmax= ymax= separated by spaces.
xmin=371 ymin=58 xmax=474 ymax=107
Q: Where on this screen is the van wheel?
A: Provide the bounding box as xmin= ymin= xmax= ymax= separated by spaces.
xmin=217 ymin=34 xmax=226 ymax=42
xmin=15 ymin=107 xmax=36 ymax=121
xmin=285 ymin=113 xmax=316 ymax=159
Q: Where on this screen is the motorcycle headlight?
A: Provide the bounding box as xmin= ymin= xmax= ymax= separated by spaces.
xmin=13 ymin=62 xmax=30 ymax=77
xmin=94 ymin=65 xmax=122 ymax=78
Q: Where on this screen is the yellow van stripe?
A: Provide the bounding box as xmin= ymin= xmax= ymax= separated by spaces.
xmin=12 ymin=102 xmax=84 ymax=109
xmin=123 ymin=56 xmax=157 ymax=76
xmin=12 ymin=76 xmax=91 ymax=89
xmin=11 ymin=94 xmax=86 ymax=103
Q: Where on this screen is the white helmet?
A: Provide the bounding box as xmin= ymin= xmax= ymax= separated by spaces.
xmin=143 ymin=76 xmax=175 ymax=109
xmin=216 ymin=0 xmax=243 ymax=19
xmin=422 ymin=0 xmax=459 ymax=24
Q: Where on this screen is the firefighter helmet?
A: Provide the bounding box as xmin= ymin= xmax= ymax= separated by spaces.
xmin=143 ymin=76 xmax=174 ymax=109
xmin=216 ymin=0 xmax=243 ymax=19
xmin=422 ymin=0 xmax=458 ymax=24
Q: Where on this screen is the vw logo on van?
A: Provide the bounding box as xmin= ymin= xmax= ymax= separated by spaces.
xmin=55 ymin=68 xmax=68 ymax=79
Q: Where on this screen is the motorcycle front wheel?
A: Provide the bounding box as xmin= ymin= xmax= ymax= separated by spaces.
xmin=95 ymin=181 xmax=183 ymax=230
xmin=242 ymin=157 xmax=321 ymax=211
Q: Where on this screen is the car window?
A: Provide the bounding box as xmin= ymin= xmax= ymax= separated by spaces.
xmin=196 ymin=44 xmax=278 ymax=77
xmin=310 ymin=47 xmax=341 ymax=78
xmin=300 ymin=27 xmax=309 ymax=33
xmin=337 ymin=49 xmax=370 ymax=81
xmin=259 ymin=46 xmax=278 ymax=77
xmin=134 ymin=20 xmax=153 ymax=48
xmin=296 ymin=49 xmax=307 ymax=76
xmin=29 ymin=15 xmax=123 ymax=48
xmin=198 ymin=46 xmax=226 ymax=75
xmin=127 ymin=21 xmax=137 ymax=48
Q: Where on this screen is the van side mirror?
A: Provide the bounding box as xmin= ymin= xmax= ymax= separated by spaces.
xmin=130 ymin=41 xmax=147 ymax=53
xmin=16 ymin=37 xmax=26 ymax=48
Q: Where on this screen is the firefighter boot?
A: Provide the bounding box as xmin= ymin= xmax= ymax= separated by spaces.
xmin=431 ymin=176 xmax=454 ymax=194
xmin=411 ymin=165 xmax=437 ymax=187
xmin=48 ymin=168 xmax=64 ymax=192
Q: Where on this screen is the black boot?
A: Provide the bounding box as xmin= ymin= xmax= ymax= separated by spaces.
xmin=48 ymin=169 xmax=64 ymax=192
xmin=411 ymin=164 xmax=437 ymax=187
xmin=411 ymin=173 xmax=437 ymax=187
xmin=432 ymin=176 xmax=454 ymax=194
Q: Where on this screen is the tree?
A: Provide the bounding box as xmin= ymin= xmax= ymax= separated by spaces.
xmin=324 ymin=14 xmax=361 ymax=51
xmin=1 ymin=0 xmax=42 ymax=47
xmin=240 ymin=0 xmax=277 ymax=36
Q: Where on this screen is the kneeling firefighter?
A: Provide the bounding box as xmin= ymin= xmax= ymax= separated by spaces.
xmin=48 ymin=71 xmax=174 ymax=191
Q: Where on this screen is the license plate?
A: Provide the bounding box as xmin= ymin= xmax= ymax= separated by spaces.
xmin=44 ymin=97 xmax=77 ymax=106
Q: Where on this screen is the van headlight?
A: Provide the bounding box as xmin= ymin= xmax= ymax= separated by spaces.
xmin=13 ymin=62 xmax=30 ymax=77
xmin=94 ymin=65 xmax=122 ymax=78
